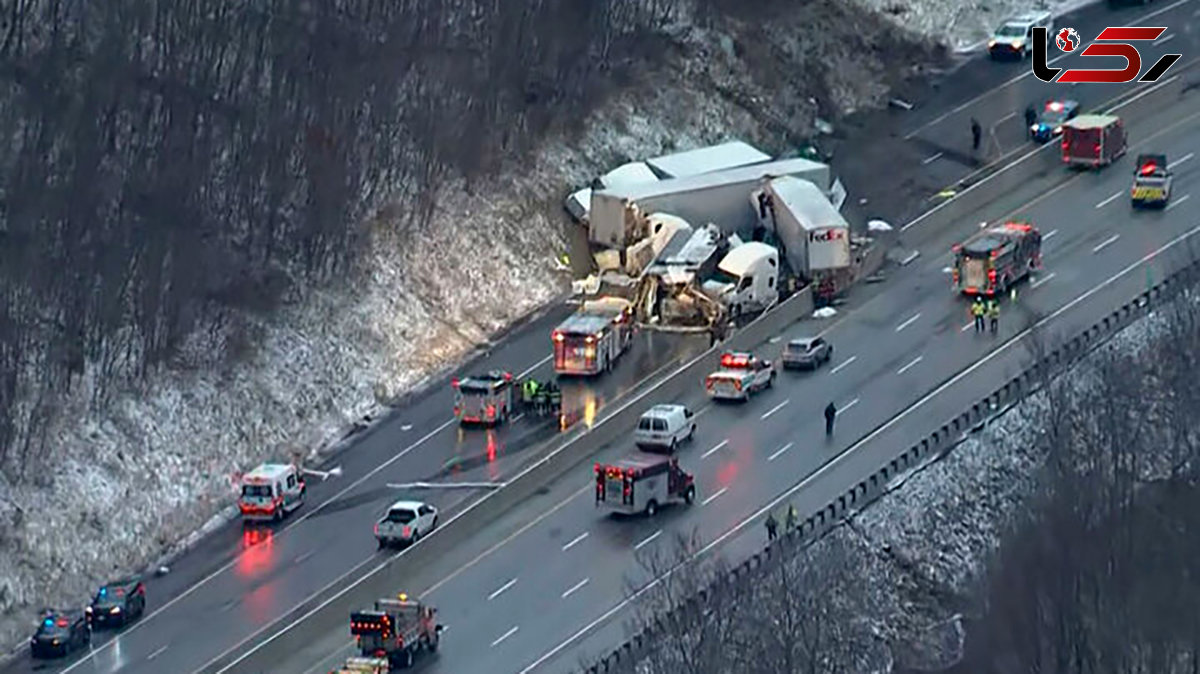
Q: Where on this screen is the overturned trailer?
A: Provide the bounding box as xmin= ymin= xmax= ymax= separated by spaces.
xmin=589 ymin=158 xmax=832 ymax=249
xmin=634 ymin=223 xmax=730 ymax=330
xmin=757 ymin=176 xmax=852 ymax=303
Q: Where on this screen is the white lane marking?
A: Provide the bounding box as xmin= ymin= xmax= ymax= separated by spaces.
xmin=1172 ymin=153 xmax=1194 ymax=169
xmin=702 ymin=487 xmax=728 ymax=506
xmin=841 ymin=398 xmax=860 ymax=413
xmin=147 ymin=646 xmax=168 ymax=661
xmin=900 ymin=251 xmax=921 ymax=266
xmin=487 ymin=578 xmax=518 ymax=601
xmin=1167 ymin=194 xmax=1191 ymax=211
xmin=512 ymin=413 xmax=525 ymax=423
xmin=400 ymin=424 xmax=413 ymax=431
xmin=922 ymin=152 xmax=944 ymax=165
xmin=1093 ymin=234 xmax=1120 ymax=254
xmin=767 ymin=442 xmax=794 ymax=462
xmin=769 ymin=336 xmax=782 ymax=344
xmin=760 ymin=399 xmax=790 ymax=420
xmin=897 ymin=0 xmax=1193 ymax=142
xmin=1032 ymin=272 xmax=1057 ymax=289
xmin=1096 ymin=192 xmax=1122 ymax=209
xmin=1158 ymin=33 xmax=1176 ymax=45
xmin=517 ymin=354 xmax=553 ymax=379
xmin=960 ymin=321 xmax=974 ymax=332
xmin=702 ymin=440 xmax=729 ymax=459
xmin=561 ymin=531 xmax=589 ymax=552
xmin=634 ymin=530 xmax=662 ymax=551
xmin=829 ymin=355 xmax=857 ymax=375
xmin=294 ymin=550 xmax=315 ymax=566
xmin=491 ymin=626 xmax=519 ymax=648
xmin=1044 ymin=229 xmax=1058 ymax=241
xmin=996 ymin=111 xmax=1017 ymax=125
xmin=895 ymin=313 xmax=921 ymax=332
xmin=518 ymin=223 xmax=1200 ymax=674
xmin=897 ymin=356 xmax=924 ymax=375
xmin=561 ymin=578 xmax=590 ymax=599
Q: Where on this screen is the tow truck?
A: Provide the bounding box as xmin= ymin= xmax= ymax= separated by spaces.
xmin=1131 ymin=154 xmax=1173 ymax=208
xmin=452 ymin=370 xmax=515 ymax=426
xmin=951 ymin=221 xmax=1042 ymax=297
xmin=595 ymin=452 xmax=695 ymax=517
xmin=705 ymin=352 xmax=776 ymax=402
xmin=552 ymin=297 xmax=633 ymax=376
xmin=349 ymin=594 xmax=442 ymax=669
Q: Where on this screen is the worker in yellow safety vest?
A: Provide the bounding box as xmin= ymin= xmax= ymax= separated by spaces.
xmin=971 ymin=297 xmax=986 ymax=333
xmin=987 ymin=299 xmax=1000 ymax=334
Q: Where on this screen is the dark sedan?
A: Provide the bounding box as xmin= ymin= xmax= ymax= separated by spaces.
xmin=30 ymin=610 xmax=90 ymax=658
xmin=87 ymin=577 xmax=147 ymax=628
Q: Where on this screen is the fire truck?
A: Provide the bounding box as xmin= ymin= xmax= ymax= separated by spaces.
xmin=451 ymin=371 xmax=515 ymax=426
xmin=552 ymin=297 xmax=634 ymax=376
xmin=951 ymin=221 xmax=1042 ymax=298
xmin=349 ymin=594 xmax=442 ymax=669
xmin=595 ymin=452 xmax=695 ymax=517
xmin=1061 ymin=114 xmax=1126 ymax=169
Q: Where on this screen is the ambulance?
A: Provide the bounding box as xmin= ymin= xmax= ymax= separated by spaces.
xmin=238 ymin=463 xmax=306 ymax=523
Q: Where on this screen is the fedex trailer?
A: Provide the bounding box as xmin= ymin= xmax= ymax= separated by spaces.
xmin=759 ymin=176 xmax=851 ymax=301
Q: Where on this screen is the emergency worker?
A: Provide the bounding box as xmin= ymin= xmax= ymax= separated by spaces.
xmin=765 ymin=511 xmax=779 ymax=541
xmin=987 ymin=298 xmax=1000 ymax=334
xmin=522 ymin=378 xmax=536 ymax=410
xmin=534 ymin=383 xmax=549 ymax=416
xmin=824 ymin=401 xmax=837 ymax=436
xmin=1024 ymin=104 xmax=1037 ymax=136
xmin=786 ymin=504 xmax=798 ymax=530
xmin=547 ymin=381 xmax=562 ymax=415
xmin=972 ymin=297 xmax=986 ymax=333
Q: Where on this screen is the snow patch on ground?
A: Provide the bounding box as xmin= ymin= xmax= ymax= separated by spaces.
xmin=852 ymin=0 xmax=1101 ymax=53
xmin=0 ymin=0 xmax=1104 ymax=655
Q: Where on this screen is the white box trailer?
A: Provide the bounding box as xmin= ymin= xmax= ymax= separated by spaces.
xmin=760 ymin=176 xmax=850 ymax=278
xmin=565 ymin=161 xmax=661 ymax=224
xmin=589 ymin=158 xmax=832 ymax=248
xmin=646 ymin=141 xmax=772 ymax=179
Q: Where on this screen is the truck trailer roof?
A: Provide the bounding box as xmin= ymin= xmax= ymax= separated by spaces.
xmin=767 ymin=176 xmax=849 ymax=233
xmin=958 ymin=222 xmax=1039 ymax=256
xmin=1064 ymin=114 xmax=1120 ymax=130
xmin=604 ymin=451 xmax=674 ymax=475
xmin=646 ymin=141 xmax=772 ymax=179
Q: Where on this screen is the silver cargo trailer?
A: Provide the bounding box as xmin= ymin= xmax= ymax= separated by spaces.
xmin=646 ymin=141 xmax=771 ymax=179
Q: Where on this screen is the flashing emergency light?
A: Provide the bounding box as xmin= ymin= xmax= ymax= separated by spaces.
xmin=397 ymin=593 xmax=408 ymax=601
xmin=584 ymin=335 xmax=595 ymax=344
xmin=451 ymin=378 xmax=459 ymax=388
xmin=552 ymin=332 xmax=564 ymax=342
xmin=1046 ymin=101 xmax=1064 ymax=112
xmin=55 ymin=618 xmax=68 ymax=627
xmin=1140 ymin=162 xmax=1158 ymax=175
xmin=99 ymin=588 xmax=106 ymax=597
xmin=720 ymin=353 xmax=749 ymax=368
xmin=43 ymin=618 xmax=53 ymax=627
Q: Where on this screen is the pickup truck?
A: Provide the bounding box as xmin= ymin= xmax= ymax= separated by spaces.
xmin=705 ymin=352 xmax=776 ymax=402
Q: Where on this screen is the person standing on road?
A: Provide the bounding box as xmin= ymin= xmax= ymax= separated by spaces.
xmin=824 ymin=401 xmax=837 ymax=436
xmin=786 ymin=504 xmax=798 ymax=530
xmin=765 ymin=511 xmax=779 ymax=541
xmin=972 ymin=297 xmax=986 ymax=333
xmin=971 ymin=118 xmax=982 ymax=151
xmin=1024 ymin=104 xmax=1038 ymax=136
xmin=987 ymin=298 xmax=1000 ymax=334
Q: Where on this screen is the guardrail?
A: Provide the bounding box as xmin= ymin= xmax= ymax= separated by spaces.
xmin=582 ymin=81 xmax=1200 ymax=674
xmin=216 ymin=60 xmax=1198 ymax=674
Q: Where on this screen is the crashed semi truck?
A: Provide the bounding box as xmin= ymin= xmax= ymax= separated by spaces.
xmin=588 ymin=157 xmax=833 ymax=249
xmin=756 ymin=176 xmax=852 ymax=303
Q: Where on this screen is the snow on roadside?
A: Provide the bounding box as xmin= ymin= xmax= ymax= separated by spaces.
xmin=0 ymin=0 xmax=1106 ymax=657
xmin=851 ymin=0 xmax=1101 ymax=53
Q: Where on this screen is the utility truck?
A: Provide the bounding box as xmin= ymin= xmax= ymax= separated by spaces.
xmin=349 ymin=595 xmax=443 ymax=669
xmin=595 ymin=452 xmax=695 ymax=517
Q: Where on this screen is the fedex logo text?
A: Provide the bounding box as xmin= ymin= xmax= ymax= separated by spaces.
xmin=1032 ymin=26 xmax=1182 ymax=84
xmin=809 ymin=229 xmax=846 ymax=243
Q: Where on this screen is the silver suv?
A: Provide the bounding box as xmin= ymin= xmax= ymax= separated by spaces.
xmin=782 ymin=336 xmax=833 ymax=370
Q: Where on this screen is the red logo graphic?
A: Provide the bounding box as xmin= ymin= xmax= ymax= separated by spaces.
xmin=809 ymin=229 xmax=845 ymax=243
xmin=1032 ymin=26 xmax=1182 ymax=84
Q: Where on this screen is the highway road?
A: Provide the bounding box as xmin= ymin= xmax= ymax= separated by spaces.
xmin=279 ymin=103 xmax=1200 ymax=674
xmin=836 ymin=0 xmax=1199 ymax=227
xmin=7 ymin=2 xmax=1194 ymax=671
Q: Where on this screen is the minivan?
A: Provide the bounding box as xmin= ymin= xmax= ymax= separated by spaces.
xmin=634 ymin=404 xmax=697 ymax=452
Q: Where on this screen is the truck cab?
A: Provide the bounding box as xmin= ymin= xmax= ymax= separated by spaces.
xmin=1131 ymin=154 xmax=1173 ymax=208
xmin=595 ymin=452 xmax=695 ymax=517
xmin=701 ymin=242 xmax=779 ymax=317
xmin=452 ymin=371 xmax=515 ymax=426
xmin=1062 ymin=114 xmax=1126 ymax=168
xmin=238 ymin=463 xmax=306 ymax=523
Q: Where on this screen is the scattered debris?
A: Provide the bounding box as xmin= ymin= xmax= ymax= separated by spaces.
xmin=889 ymin=97 xmax=914 ymax=110
xmin=813 ymin=307 xmax=838 ymax=318
xmin=868 ymin=219 xmax=894 ymax=233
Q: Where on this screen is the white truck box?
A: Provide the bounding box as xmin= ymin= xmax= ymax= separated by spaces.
xmin=565 ymin=162 xmax=660 ymax=224
xmin=646 ymin=141 xmax=772 ymax=179
xmin=700 ymin=241 xmax=779 ymax=315
xmin=760 ymin=176 xmax=850 ymax=278
xmin=589 ymin=158 xmax=832 ymax=248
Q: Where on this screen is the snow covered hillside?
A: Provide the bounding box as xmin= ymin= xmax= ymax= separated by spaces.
xmin=0 ymin=0 xmax=1089 ymax=655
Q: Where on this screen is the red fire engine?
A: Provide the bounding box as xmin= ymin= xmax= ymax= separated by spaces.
xmin=951 ymin=221 xmax=1042 ymax=297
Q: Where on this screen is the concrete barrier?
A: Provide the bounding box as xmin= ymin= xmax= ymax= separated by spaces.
xmin=218 ymin=60 xmax=1198 ymax=674
xmin=900 ymin=61 xmax=1195 ymax=243
xmin=209 ymin=288 xmax=815 ymax=673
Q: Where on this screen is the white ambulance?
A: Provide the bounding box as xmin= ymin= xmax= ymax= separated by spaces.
xmin=238 ymin=463 xmax=306 ymax=523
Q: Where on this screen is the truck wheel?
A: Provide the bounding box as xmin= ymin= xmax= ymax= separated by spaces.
xmin=687 ymin=425 xmax=696 ymax=442
xmin=645 ymin=500 xmax=658 ymax=517
xmin=684 ymin=486 xmax=695 ymax=505
xmin=429 ymin=634 xmax=440 ymax=653
xmin=669 ymin=438 xmax=677 ymax=453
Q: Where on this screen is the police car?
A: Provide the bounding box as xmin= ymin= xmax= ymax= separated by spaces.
xmin=1030 ymin=99 xmax=1079 ymax=143
xmin=30 ymin=609 xmax=90 ymax=659
xmin=87 ymin=577 xmax=146 ymax=628
xmin=1131 ymin=154 xmax=1173 ymax=208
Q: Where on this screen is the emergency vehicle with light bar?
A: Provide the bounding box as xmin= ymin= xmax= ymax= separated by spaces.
xmin=1061 ymin=114 xmax=1126 ymax=168
xmin=951 ymin=222 xmax=1042 ymax=298
xmin=705 ymin=351 xmax=776 ymax=401
xmin=29 ymin=609 xmax=90 ymax=659
xmin=552 ymin=297 xmax=633 ymax=376
xmin=1030 ymin=99 xmax=1079 ymax=143
xmin=86 ymin=577 xmax=146 ymax=628
xmin=595 ymin=452 xmax=695 ymax=517
xmin=451 ymin=370 xmax=515 ymax=426
xmin=349 ymin=594 xmax=442 ymax=669
xmin=1131 ymin=153 xmax=1173 ymax=208
xmin=237 ymin=462 xmax=306 ymax=523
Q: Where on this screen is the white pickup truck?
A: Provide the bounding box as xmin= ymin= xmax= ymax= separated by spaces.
xmin=705 ymin=352 xmax=776 ymax=401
